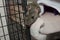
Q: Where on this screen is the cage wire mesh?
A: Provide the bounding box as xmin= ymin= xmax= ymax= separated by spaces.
xmin=0 ymin=0 xmax=31 ymax=40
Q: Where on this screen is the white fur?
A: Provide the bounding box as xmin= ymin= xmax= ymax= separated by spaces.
xmin=30 ymin=18 xmax=47 ymax=40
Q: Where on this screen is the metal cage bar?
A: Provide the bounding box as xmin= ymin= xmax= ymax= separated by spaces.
xmin=0 ymin=0 xmax=31 ymax=40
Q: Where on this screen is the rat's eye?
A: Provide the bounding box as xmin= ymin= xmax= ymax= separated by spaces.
xmin=31 ymin=16 xmax=34 ymax=19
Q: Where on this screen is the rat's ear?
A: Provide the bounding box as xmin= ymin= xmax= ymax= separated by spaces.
xmin=35 ymin=7 xmax=41 ymax=14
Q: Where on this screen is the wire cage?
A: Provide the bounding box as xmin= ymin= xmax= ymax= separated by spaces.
xmin=0 ymin=0 xmax=31 ymax=40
